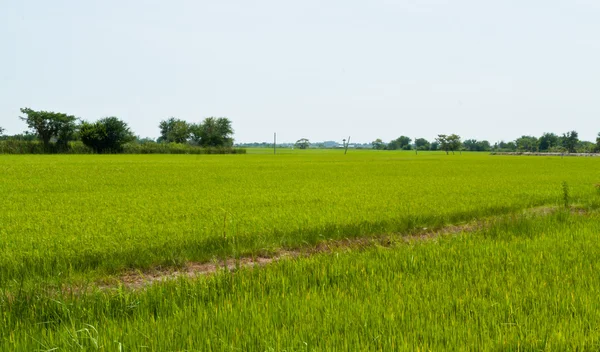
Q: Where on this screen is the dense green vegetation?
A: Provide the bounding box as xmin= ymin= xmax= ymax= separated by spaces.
xmin=0 ymin=140 xmax=246 ymax=155
xmin=369 ymin=131 xmax=600 ymax=153
xmin=3 ymin=210 xmax=600 ymax=350
xmin=1 ymin=151 xmax=598 ymax=285
xmin=0 ymin=108 xmax=238 ymax=154
xmin=1 ymin=150 xmax=599 ymax=350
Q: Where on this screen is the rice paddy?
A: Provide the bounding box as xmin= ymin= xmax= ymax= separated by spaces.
xmin=1 ymin=150 xmax=599 ymax=350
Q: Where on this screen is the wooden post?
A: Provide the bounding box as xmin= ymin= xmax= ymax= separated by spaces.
xmin=345 ymin=136 xmax=351 ymax=155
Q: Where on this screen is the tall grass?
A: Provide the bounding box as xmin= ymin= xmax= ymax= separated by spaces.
xmin=2 ymin=211 xmax=599 ymax=350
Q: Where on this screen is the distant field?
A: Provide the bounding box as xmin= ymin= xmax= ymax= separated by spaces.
xmin=1 ymin=151 xmax=599 ymax=350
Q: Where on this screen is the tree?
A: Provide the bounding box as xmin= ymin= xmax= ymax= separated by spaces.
xmin=561 ymin=130 xmax=579 ymax=153
xmin=190 ymin=117 xmax=234 ymax=147
xmin=538 ymin=132 xmax=559 ymax=151
xmin=495 ymin=141 xmax=517 ymax=152
xmin=437 ymin=134 xmax=461 ymax=154
xmin=463 ymin=139 xmax=479 ymax=151
xmin=475 ymin=140 xmax=491 ymax=151
xmin=596 ymin=133 xmax=600 ymax=152
xmin=415 ymin=138 xmax=430 ymax=150
xmin=430 ymin=141 xmax=439 ymax=151
xmin=80 ymin=117 xmax=135 ymax=153
xmin=436 ymin=134 xmax=449 ymax=154
xmin=515 ymin=135 xmax=538 ymax=152
xmin=371 ymin=138 xmax=386 ymax=150
xmin=577 ymin=141 xmax=596 ymax=154
xmin=158 ymin=117 xmax=191 ymax=143
xmin=387 ymin=136 xmax=411 ymax=150
xmin=463 ymin=139 xmax=491 ymax=151
xmin=295 ymin=138 xmax=310 ymax=149
xmin=447 ymin=134 xmax=462 ymax=154
xmin=0 ymin=126 xmax=4 ymax=136
xmin=19 ymin=107 xmax=77 ymax=150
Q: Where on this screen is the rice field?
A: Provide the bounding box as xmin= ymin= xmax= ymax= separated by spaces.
xmin=1 ymin=150 xmax=599 ymax=350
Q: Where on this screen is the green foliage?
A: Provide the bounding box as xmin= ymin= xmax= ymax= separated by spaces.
xmin=561 ymin=130 xmax=579 ymax=153
xmin=371 ymin=138 xmax=385 ymax=150
xmin=414 ymin=138 xmax=430 ymax=150
xmin=538 ymin=132 xmax=559 ymax=151
xmin=0 ymin=126 xmax=4 ymax=135
xmin=387 ymin=135 xmax=411 ymax=150
xmin=576 ymin=141 xmax=596 ymax=153
xmin=0 ymin=140 xmax=93 ymax=154
xmin=158 ymin=117 xmax=191 ymax=143
xmin=295 ymin=138 xmax=310 ymax=149
xmin=19 ymin=107 xmax=77 ymax=150
xmin=494 ymin=141 xmax=517 ymax=152
xmin=515 ymin=135 xmax=539 ymax=152
xmin=189 ymin=117 xmax=234 ymax=147
xmin=436 ymin=134 xmax=461 ymax=154
xmin=80 ymin=117 xmax=135 ymax=153
xmin=0 ymin=131 xmax=37 ymax=141
xmin=462 ymin=139 xmax=490 ymax=151
xmin=122 ymin=141 xmax=245 ymax=154
xmin=0 ymin=140 xmax=244 ymax=155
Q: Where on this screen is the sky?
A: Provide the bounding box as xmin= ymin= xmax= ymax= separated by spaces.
xmin=1 ymin=0 xmax=599 ymax=144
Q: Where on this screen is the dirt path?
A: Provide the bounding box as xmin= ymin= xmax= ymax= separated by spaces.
xmin=97 ymin=205 xmax=567 ymax=291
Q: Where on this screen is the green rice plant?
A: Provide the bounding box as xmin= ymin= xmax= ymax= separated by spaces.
xmin=562 ymin=180 xmax=570 ymax=208
xmin=1 ymin=211 xmax=600 ymax=350
xmin=0 ymin=151 xmax=598 ymax=288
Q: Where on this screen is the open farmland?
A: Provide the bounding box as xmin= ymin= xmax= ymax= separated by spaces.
xmin=1 ymin=150 xmax=600 ymax=350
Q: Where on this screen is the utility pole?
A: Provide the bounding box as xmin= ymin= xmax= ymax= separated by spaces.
xmin=345 ymin=136 xmax=351 ymax=155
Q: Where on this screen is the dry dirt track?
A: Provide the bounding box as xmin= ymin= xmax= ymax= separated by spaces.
xmin=95 ymin=205 xmax=572 ymax=291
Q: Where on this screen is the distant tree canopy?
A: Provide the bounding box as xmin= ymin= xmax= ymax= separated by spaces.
xmin=515 ymin=135 xmax=539 ymax=152
xmin=371 ymin=138 xmax=386 ymax=150
xmin=190 ymin=117 xmax=234 ymax=147
xmin=19 ymin=107 xmax=77 ymax=150
xmin=494 ymin=141 xmax=517 ymax=151
xmin=415 ymin=138 xmax=430 ymax=150
xmin=158 ymin=118 xmax=190 ymax=143
xmin=295 ymin=138 xmax=310 ymax=149
xmin=463 ymin=139 xmax=491 ymax=152
xmin=80 ymin=117 xmax=135 ymax=153
xmin=561 ymin=130 xmax=579 ymax=153
xmin=387 ymin=136 xmax=412 ymax=150
xmin=436 ymin=134 xmax=461 ymax=154
xmin=538 ymin=133 xmax=559 ymax=151
xmin=489 ymin=130 xmax=594 ymax=153
xmin=0 ymin=126 xmax=4 ymax=136
xmin=597 ymin=133 xmax=600 ymax=152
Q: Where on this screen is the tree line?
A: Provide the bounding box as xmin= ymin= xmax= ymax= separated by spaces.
xmin=0 ymin=108 xmax=235 ymax=153
xmin=371 ymin=131 xmax=600 ymax=154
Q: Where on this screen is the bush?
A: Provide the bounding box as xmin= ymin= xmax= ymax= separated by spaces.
xmin=0 ymin=140 xmax=245 ymax=155
xmin=122 ymin=142 xmax=246 ymax=154
xmin=0 ymin=141 xmax=94 ymax=154
xmin=80 ymin=117 xmax=135 ymax=153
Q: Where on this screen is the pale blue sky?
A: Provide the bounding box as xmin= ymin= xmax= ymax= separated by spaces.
xmin=1 ymin=0 xmax=599 ymax=143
